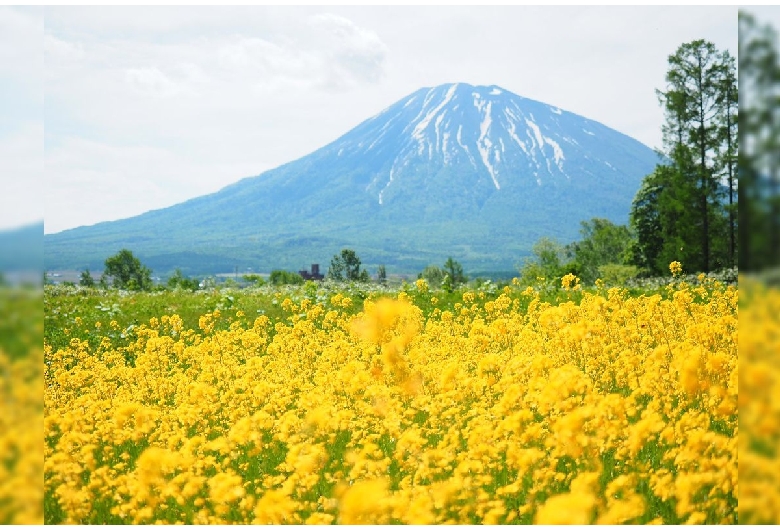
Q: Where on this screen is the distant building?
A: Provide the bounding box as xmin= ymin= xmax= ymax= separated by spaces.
xmin=299 ymin=264 xmax=324 ymax=281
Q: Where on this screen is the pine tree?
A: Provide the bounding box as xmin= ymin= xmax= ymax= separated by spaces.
xmin=443 ymin=257 xmax=467 ymax=288
xmin=79 ymin=269 xmax=95 ymax=287
xmin=632 ymin=39 xmax=737 ymax=274
xmin=716 ymin=50 xmax=738 ymax=267
xmin=376 ymin=265 xmax=387 ymax=285
xmin=657 ymin=40 xmax=734 ymax=272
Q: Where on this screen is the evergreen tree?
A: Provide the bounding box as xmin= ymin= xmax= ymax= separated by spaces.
xmin=629 ymin=174 xmax=665 ymax=274
xmin=657 ymin=39 xmax=735 ymax=272
xmin=716 ymin=50 xmax=738 ymax=267
xmin=376 ymin=265 xmax=387 ymax=285
xmin=443 ymin=257 xmax=467 ymax=288
xmin=79 ymin=269 xmax=95 ymax=287
xmin=632 ymin=39 xmax=737 ymax=274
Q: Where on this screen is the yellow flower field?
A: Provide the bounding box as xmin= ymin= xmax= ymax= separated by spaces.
xmin=1 ymin=288 xmax=44 ymax=525
xmin=43 ymin=276 xmax=740 ymax=524
xmin=739 ymin=276 xmax=780 ymax=525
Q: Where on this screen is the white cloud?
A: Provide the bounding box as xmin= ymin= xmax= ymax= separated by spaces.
xmin=215 ymin=36 xmax=321 ymax=89
xmin=0 ymin=7 xmax=43 ymax=231
xmin=125 ymin=67 xmax=187 ymax=98
xmin=44 ymin=33 xmax=85 ymax=62
xmin=0 ymin=122 xmax=43 ymax=230
xmin=0 ymin=7 xmax=43 ymax=82
xmin=307 ymin=13 xmax=388 ymax=87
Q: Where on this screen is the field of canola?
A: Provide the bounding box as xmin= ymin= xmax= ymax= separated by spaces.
xmin=42 ymin=271 xmax=742 ymax=524
xmin=1 ymin=288 xmax=43 ymax=525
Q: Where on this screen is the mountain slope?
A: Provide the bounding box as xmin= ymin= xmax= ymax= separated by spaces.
xmin=45 ymin=83 xmax=660 ymax=275
xmin=1 ymin=222 xmax=43 ymax=272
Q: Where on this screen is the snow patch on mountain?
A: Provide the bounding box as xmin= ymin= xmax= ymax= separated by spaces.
xmin=505 ymin=109 xmax=530 ymax=156
xmin=457 ymin=124 xmax=477 ymax=169
xmin=547 ymin=137 xmax=565 ymax=170
xmin=524 ymin=117 xmax=545 ymax=151
xmin=379 ymin=154 xmax=403 ymax=205
xmin=412 ymin=84 xmax=458 ymax=158
xmin=476 ymin=101 xmax=500 ymax=189
xmin=328 ymin=82 xmax=647 ymax=206
xmin=442 ymin=131 xmax=452 ymax=164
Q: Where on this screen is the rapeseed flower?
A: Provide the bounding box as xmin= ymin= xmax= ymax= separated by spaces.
xmin=43 ymin=277 xmax=738 ymax=524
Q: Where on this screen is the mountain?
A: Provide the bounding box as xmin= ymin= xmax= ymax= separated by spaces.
xmin=45 ymin=83 xmax=660 ymax=275
xmin=1 ymin=222 xmax=43 ymax=272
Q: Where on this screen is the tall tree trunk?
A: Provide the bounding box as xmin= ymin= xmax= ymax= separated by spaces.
xmin=726 ymin=85 xmax=735 ymax=268
xmin=697 ymin=53 xmax=710 ymax=272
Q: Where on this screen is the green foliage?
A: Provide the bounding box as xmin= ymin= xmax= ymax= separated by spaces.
xmin=103 ymin=249 xmax=152 ymax=291
xmin=242 ymin=274 xmax=266 ymax=287
xmin=635 ymin=38 xmax=737 ymax=275
xmin=519 ymin=220 xmax=641 ymax=287
xmin=376 ymin=265 xmax=387 ymax=286
xmin=518 ymin=237 xmax=568 ymax=286
xmin=419 ymin=265 xmax=445 ymax=289
xmin=328 ymin=249 xmax=369 ymax=282
xmin=569 ymin=218 xmax=634 ymax=284
xmin=597 ymin=264 xmax=639 ymax=287
xmin=442 ymin=257 xmax=467 ymax=290
xmin=1 ymin=287 xmax=41 ymax=360
xmin=79 ymin=269 xmax=95 ymax=288
xmin=629 ymin=170 xmax=666 ymax=275
xmin=167 ymin=269 xmax=200 ymax=291
xmin=269 ymin=270 xmax=304 ymax=286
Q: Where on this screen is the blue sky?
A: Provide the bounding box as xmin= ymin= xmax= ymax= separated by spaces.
xmin=1 ymin=6 xmax=742 ymax=233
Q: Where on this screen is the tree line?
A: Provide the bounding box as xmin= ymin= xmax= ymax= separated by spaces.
xmin=519 ymin=37 xmax=739 ymax=284
xmin=65 ymin=246 xmax=471 ymax=292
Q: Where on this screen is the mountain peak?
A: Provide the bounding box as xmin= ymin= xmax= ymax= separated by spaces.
xmin=45 ymin=84 xmax=659 ymax=275
xmin=326 ymin=83 xmax=618 ymax=206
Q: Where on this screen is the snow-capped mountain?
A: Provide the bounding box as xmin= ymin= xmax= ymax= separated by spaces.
xmin=45 ymin=83 xmax=660 ymax=274
xmin=330 ymin=83 xmax=632 ymax=202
